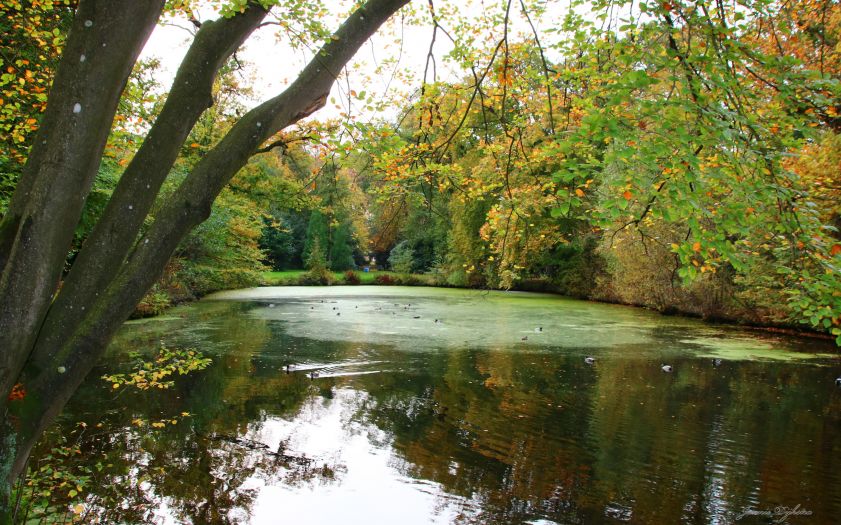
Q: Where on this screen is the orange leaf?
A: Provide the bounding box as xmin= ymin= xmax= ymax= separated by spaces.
xmin=692 ymin=242 xmax=701 ymax=252
xmin=831 ymin=244 xmax=841 ymax=256
xmin=575 ymin=188 xmax=585 ymax=197
xmin=7 ymin=383 xmax=26 ymax=402
xmin=622 ymin=190 xmax=632 ymax=200
xmin=190 ymin=143 xmax=200 ymax=148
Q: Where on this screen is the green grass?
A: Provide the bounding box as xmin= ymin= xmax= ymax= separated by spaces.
xmin=262 ymin=270 xmax=307 ymax=284
xmin=261 ymin=269 xmax=432 ymax=286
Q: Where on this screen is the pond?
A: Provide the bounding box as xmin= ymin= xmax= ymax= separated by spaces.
xmin=36 ymin=286 xmax=841 ymax=524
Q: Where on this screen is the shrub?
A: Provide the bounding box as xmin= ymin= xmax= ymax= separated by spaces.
xmin=343 ymin=270 xmax=361 ymax=285
xmin=374 ymin=274 xmax=396 ymax=285
xmin=298 ymin=267 xmax=335 ymax=286
xmin=135 ymin=287 xmax=171 ymax=318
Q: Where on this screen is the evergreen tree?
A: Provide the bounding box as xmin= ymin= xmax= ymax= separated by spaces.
xmin=304 ymin=236 xmax=327 ymax=272
xmin=329 ymin=221 xmax=356 ymax=271
xmin=302 ymin=210 xmax=328 ymax=268
xmin=388 ymin=240 xmax=415 ymax=274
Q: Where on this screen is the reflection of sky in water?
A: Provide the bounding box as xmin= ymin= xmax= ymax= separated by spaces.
xmin=241 ymin=390 xmax=469 ymax=525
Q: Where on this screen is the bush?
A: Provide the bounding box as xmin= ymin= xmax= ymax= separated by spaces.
xmin=298 ymin=267 xmax=336 ymax=286
xmin=374 ymin=274 xmax=396 ymax=285
xmin=343 ymin=270 xmax=361 ymax=285
xmin=134 ymin=287 xmax=171 ymax=318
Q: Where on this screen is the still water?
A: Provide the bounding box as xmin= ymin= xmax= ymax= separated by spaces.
xmin=44 ymin=287 xmax=841 ymax=524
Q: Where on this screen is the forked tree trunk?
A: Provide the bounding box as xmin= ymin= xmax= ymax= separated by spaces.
xmin=0 ymin=0 xmax=410 ymax=519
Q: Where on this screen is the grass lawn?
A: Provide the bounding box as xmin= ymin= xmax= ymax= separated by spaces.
xmin=262 ymin=270 xmax=307 ymax=284
xmin=261 ymin=269 xmax=430 ymax=286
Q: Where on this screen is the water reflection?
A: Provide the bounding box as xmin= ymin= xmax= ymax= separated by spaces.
xmin=36 ymin=287 xmax=841 ymax=524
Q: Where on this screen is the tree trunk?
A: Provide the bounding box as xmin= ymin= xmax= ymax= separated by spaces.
xmin=1 ymin=1 xmax=165 ymax=516
xmin=0 ymin=0 xmax=410 ymax=518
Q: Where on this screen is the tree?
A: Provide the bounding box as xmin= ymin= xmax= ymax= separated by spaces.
xmin=388 ymin=240 xmax=414 ymax=273
xmin=302 ymin=209 xmax=329 ymax=268
xmin=0 ymin=0 xmax=410 ymax=514
xmin=329 ymin=220 xmax=356 ymax=271
xmin=304 ymin=235 xmax=328 ymax=272
xmin=0 ymin=0 xmax=76 ymax=213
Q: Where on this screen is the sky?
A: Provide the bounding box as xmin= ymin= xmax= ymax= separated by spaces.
xmin=139 ymin=0 xmax=568 ymax=123
xmin=140 ymin=1 xmax=456 ymax=122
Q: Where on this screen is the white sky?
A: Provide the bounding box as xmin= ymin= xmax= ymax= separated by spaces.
xmin=141 ymin=1 xmax=454 ymax=122
xmin=140 ymin=0 xmax=570 ymax=123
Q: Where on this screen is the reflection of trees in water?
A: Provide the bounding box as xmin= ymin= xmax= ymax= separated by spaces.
xmin=49 ymin=425 xmax=346 ymax=524
xmin=343 ymin=347 xmax=841 ymax=524
xmin=26 ymin=301 xmax=351 ymax=523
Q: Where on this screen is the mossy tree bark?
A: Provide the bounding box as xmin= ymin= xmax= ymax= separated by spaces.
xmin=0 ymin=0 xmax=410 ymax=518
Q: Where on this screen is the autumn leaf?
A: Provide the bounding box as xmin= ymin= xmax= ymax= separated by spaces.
xmin=831 ymin=244 xmax=841 ymax=256
xmin=575 ymin=188 xmax=585 ymax=197
xmin=7 ymin=383 xmax=26 ymax=401
xmin=622 ymin=190 xmax=632 ymax=200
xmin=692 ymin=242 xmax=701 ymax=252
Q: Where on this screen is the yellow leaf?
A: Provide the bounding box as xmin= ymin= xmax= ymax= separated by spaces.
xmin=575 ymin=188 xmax=585 ymax=197
xmin=151 ymin=422 xmax=165 ymax=428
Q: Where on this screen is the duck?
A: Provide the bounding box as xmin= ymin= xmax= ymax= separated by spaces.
xmin=521 ymin=336 xmax=528 ymax=341
xmin=661 ymin=364 xmax=673 ymax=373
xmin=584 ymin=356 xmax=595 ymax=365
xmin=712 ymin=358 xmax=722 ymax=367
xmin=309 ymin=371 xmax=319 ymax=380
xmin=836 ymin=376 xmax=841 ymax=387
